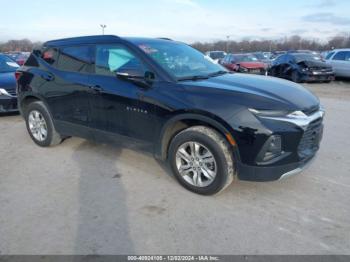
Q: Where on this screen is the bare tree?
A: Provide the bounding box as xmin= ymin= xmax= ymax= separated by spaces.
xmin=191 ymin=35 xmax=350 ymax=53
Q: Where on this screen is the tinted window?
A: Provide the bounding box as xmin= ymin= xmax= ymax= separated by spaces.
xmin=41 ymin=48 xmax=59 ymax=65
xmin=333 ymin=51 xmax=350 ymax=61
xmin=346 ymin=52 xmax=350 ymax=61
xmin=333 ymin=51 xmax=347 ymax=61
xmin=95 ymin=44 xmax=145 ymax=76
xmin=57 ymin=46 xmax=93 ymax=73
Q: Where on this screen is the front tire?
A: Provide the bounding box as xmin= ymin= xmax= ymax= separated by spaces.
xmin=25 ymin=101 xmax=62 ymax=147
xmin=168 ymin=126 xmax=236 ymax=195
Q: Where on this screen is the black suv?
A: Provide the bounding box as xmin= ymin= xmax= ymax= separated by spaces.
xmin=17 ymin=35 xmax=324 ymax=195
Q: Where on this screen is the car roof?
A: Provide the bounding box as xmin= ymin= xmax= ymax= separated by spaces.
xmin=43 ymin=35 xmax=178 ymax=48
xmin=331 ymin=48 xmax=350 ymax=52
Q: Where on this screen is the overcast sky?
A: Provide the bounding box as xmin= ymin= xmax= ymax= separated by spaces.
xmin=0 ymin=0 xmax=349 ymax=43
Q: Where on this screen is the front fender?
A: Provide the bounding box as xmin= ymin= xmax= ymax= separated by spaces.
xmin=155 ymin=111 xmax=239 ymax=161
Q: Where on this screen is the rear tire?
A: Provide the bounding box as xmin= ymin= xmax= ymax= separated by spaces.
xmin=25 ymin=101 xmax=62 ymax=147
xmin=168 ymin=126 xmax=236 ymax=195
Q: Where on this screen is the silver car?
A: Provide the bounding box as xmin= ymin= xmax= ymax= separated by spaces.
xmin=325 ymin=49 xmax=350 ymax=78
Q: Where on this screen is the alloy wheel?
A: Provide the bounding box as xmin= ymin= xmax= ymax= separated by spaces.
xmin=175 ymin=141 xmax=217 ymax=187
xmin=28 ymin=110 xmax=48 ymax=142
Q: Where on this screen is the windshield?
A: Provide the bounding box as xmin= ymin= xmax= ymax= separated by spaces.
xmin=0 ymin=55 xmax=19 ymax=73
xmin=253 ymin=53 xmax=267 ymax=60
xmin=233 ymin=54 xmax=259 ymax=62
xmin=294 ymin=54 xmax=322 ymax=63
xmin=138 ymin=41 xmax=226 ymax=79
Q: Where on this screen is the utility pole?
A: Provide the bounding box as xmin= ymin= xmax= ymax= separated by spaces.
xmin=100 ymin=24 xmax=107 ymax=35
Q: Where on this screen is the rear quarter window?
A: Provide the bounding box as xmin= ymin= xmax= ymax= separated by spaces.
xmin=57 ymin=46 xmax=93 ymax=73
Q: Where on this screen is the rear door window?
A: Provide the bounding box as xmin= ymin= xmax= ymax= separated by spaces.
xmin=57 ymin=45 xmax=94 ymax=73
xmin=41 ymin=48 xmax=59 ymax=65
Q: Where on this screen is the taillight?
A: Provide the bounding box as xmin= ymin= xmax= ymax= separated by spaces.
xmin=15 ymin=71 xmax=22 ymax=81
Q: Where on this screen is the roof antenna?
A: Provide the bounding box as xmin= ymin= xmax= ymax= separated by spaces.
xmin=100 ymin=24 xmax=107 ymax=35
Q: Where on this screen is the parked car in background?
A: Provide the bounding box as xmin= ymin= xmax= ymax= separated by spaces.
xmin=252 ymin=52 xmax=272 ymax=67
xmin=270 ymin=51 xmax=287 ymax=60
xmin=220 ymin=53 xmax=268 ymax=75
xmin=16 ymin=35 xmax=324 ymax=195
xmin=205 ymin=51 xmax=226 ymax=63
xmin=4 ymin=52 xmax=30 ymax=66
xmin=269 ymin=52 xmax=334 ymax=83
xmin=0 ymin=54 xmax=19 ymax=112
xmin=325 ymin=49 xmax=350 ymax=78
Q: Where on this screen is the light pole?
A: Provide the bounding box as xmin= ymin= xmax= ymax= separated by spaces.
xmin=100 ymin=24 xmax=107 ymax=35
xmin=226 ymin=35 xmax=234 ymax=53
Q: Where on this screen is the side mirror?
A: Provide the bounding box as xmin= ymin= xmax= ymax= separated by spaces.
xmin=116 ymin=69 xmax=155 ymax=88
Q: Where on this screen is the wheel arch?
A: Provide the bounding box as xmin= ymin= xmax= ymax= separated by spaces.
xmin=155 ymin=112 xmax=240 ymax=162
xmin=19 ymin=93 xmax=51 ymax=118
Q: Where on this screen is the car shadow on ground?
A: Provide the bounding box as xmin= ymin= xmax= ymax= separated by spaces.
xmin=0 ymin=111 xmax=20 ymax=117
xmin=72 ymin=140 xmax=135 ymax=254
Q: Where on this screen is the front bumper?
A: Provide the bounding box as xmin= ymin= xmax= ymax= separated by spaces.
xmin=301 ymin=72 xmax=335 ymax=82
xmin=235 ymin=109 xmax=324 ymax=182
xmin=237 ymin=155 xmax=316 ymax=181
xmin=0 ymin=95 xmax=18 ymax=113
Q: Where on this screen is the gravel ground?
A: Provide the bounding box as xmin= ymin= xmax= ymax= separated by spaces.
xmin=0 ymin=81 xmax=349 ymax=255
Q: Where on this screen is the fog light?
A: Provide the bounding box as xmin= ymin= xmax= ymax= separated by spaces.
xmin=261 ymin=135 xmax=282 ymax=162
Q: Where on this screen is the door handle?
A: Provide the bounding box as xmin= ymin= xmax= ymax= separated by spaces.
xmin=41 ymin=73 xmax=54 ymax=81
xmin=89 ymin=85 xmax=103 ymax=93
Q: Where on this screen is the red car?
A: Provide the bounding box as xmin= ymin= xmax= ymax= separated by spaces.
xmin=221 ymin=54 xmax=268 ymax=75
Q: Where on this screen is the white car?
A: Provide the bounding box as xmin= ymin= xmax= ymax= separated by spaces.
xmin=205 ymin=51 xmax=226 ymax=64
xmin=325 ymin=49 xmax=350 ymax=78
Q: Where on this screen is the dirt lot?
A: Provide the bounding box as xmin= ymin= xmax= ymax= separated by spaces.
xmin=0 ymin=81 xmax=350 ymax=255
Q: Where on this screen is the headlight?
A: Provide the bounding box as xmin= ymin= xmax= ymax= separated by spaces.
xmin=249 ymin=108 xmax=308 ymax=118
xmin=248 ymin=108 xmax=291 ymax=117
xmin=0 ymin=88 xmax=10 ymax=96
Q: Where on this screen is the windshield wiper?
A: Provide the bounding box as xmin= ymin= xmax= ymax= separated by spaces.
xmin=177 ymin=71 xmax=229 ymax=81
xmin=177 ymin=75 xmax=210 ymax=81
xmin=207 ymin=70 xmax=229 ymax=77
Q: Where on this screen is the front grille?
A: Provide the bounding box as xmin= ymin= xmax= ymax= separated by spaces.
xmin=309 ymin=67 xmax=333 ymax=73
xmin=5 ymin=89 xmax=17 ymax=97
xmin=248 ymin=68 xmax=266 ymax=75
xmin=298 ymin=117 xmax=323 ymax=159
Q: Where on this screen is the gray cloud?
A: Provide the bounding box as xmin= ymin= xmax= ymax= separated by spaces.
xmin=290 ymin=29 xmax=309 ymax=35
xmin=305 ymin=0 xmax=337 ymax=8
xmin=302 ymin=12 xmax=350 ymax=25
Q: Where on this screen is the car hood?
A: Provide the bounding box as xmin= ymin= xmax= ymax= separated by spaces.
xmin=182 ymin=73 xmax=320 ymax=112
xmin=297 ymin=60 xmax=331 ymax=69
xmin=0 ymin=71 xmax=16 ymax=90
